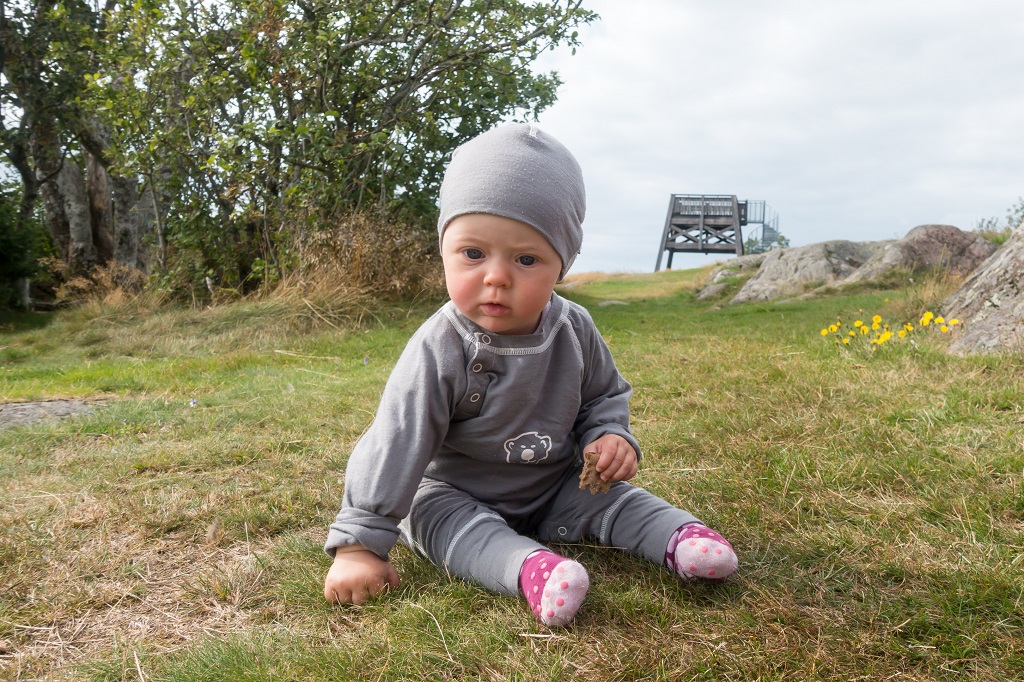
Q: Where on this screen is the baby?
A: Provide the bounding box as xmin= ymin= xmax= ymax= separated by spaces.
xmin=323 ymin=123 xmax=737 ymax=626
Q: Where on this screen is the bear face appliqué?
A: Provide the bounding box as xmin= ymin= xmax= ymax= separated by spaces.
xmin=504 ymin=432 xmax=553 ymax=464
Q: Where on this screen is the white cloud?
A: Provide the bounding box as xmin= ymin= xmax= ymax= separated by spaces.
xmin=533 ymin=0 xmax=1024 ymax=273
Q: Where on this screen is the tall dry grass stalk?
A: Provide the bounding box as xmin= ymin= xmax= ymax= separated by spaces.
xmin=886 ymin=264 xmax=965 ymax=322
xmin=297 ymin=211 xmax=445 ymax=301
xmin=30 ymin=211 xmax=447 ymax=338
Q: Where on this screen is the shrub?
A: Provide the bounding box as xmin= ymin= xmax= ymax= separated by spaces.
xmin=0 ymin=191 xmax=48 ymax=309
xmin=974 ymin=196 xmax=1024 ymax=245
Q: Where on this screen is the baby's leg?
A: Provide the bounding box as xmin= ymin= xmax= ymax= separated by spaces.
xmin=540 ymin=479 xmax=737 ymax=581
xmin=402 ymin=480 xmax=588 ymax=625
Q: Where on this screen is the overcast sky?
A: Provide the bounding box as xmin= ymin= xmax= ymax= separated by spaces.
xmin=532 ymin=0 xmax=1024 ymax=275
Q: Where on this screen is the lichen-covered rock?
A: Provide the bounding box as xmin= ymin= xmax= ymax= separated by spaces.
xmin=846 ymin=224 xmax=997 ymax=283
xmin=695 ymin=282 xmax=730 ymax=301
xmin=705 ymin=252 xmax=769 ymax=285
xmin=696 ymin=252 xmax=769 ymax=300
xmin=731 ymin=240 xmax=884 ymax=304
xmin=943 ymin=227 xmax=1024 ymax=355
xmin=697 ymin=225 xmax=997 ymax=306
xmin=0 ymin=400 xmax=99 ymax=430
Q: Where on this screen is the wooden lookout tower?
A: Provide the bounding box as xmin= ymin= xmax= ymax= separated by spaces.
xmin=654 ymin=194 xmax=777 ymax=271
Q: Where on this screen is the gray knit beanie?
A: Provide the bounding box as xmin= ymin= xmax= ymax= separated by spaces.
xmin=437 ymin=123 xmax=585 ymax=281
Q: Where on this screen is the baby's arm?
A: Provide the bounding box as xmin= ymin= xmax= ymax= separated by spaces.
xmin=572 ymin=307 xmax=643 ymax=465
xmin=586 ymin=433 xmax=638 ymax=483
xmin=324 ymin=545 xmax=400 ymax=605
xmin=324 ymin=319 xmax=460 ymax=604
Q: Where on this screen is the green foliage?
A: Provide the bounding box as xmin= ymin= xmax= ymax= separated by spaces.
xmin=0 ymin=0 xmax=99 ymax=138
xmin=1 ymin=0 xmax=594 ymax=298
xmin=974 ymin=195 xmax=1024 ymax=245
xmin=87 ymin=0 xmax=595 ymax=293
xmin=744 ymin=230 xmax=789 ymax=254
xmin=0 ymin=189 xmax=47 ymax=308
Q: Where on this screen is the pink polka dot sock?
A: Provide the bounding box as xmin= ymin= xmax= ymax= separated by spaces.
xmin=666 ymin=523 xmax=738 ymax=580
xmin=518 ymin=550 xmax=589 ymax=627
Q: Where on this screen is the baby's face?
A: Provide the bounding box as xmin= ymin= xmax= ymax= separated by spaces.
xmin=441 ymin=214 xmax=562 ymax=335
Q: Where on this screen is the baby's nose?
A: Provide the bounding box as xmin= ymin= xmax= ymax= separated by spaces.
xmin=483 ymin=262 xmax=512 ymax=286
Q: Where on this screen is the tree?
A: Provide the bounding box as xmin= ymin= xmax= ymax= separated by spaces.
xmin=1 ymin=0 xmax=157 ymax=284
xmin=91 ymin=0 xmax=595 ymax=291
xmin=3 ymin=0 xmax=595 ymax=295
xmin=1 ymin=0 xmax=92 ymax=274
xmin=744 ymin=229 xmax=789 ymax=255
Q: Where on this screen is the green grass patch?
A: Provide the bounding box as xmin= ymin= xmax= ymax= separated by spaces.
xmin=2 ymin=271 xmax=1022 ymax=680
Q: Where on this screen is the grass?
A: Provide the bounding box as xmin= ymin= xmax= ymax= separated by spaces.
xmin=2 ymin=269 xmax=1023 ymax=680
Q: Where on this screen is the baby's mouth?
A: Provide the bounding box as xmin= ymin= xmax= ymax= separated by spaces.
xmin=481 ymin=302 xmax=510 ymax=317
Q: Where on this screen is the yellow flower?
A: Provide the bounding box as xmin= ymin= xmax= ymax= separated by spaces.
xmin=949 ymin=318 xmax=959 ymax=325
xmin=871 ymin=322 xmax=881 ymax=331
xmin=898 ymin=330 xmax=906 ymax=338
xmin=821 ymin=328 xmax=829 ymax=336
xmin=854 ymin=320 xmax=863 ymax=328
xmin=829 ymin=324 xmax=838 ymax=333
xmin=935 ymin=316 xmax=945 ymax=324
xmin=860 ymin=326 xmax=869 ymax=335
xmin=872 ymin=315 xmax=882 ymax=324
xmin=842 ymin=337 xmax=850 ymax=345
xmin=849 ymin=330 xmax=857 ymax=337
xmin=940 ymin=325 xmax=949 ymax=333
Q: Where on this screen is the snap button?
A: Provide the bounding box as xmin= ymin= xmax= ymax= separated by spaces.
xmin=472 ymin=363 xmax=483 ymax=373
xmin=480 ymin=334 xmax=491 ymax=344
xmin=470 ymin=393 xmax=481 ymax=402
xmin=558 ymin=526 xmax=568 ymax=536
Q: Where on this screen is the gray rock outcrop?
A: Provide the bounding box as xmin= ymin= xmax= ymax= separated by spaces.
xmin=730 ymin=240 xmax=887 ymax=304
xmin=943 ymin=227 xmax=1024 ymax=355
xmin=696 ymin=252 xmax=768 ymax=301
xmin=0 ymin=400 xmax=99 ymax=431
xmin=846 ymin=224 xmax=999 ymax=284
xmin=699 ymin=224 xmax=997 ymax=305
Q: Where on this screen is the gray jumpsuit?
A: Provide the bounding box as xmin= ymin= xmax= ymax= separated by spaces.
xmin=325 ymin=294 xmax=698 ymax=595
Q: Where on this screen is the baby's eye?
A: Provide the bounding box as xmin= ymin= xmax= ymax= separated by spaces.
xmin=517 ymin=255 xmax=537 ymax=266
xmin=464 ymin=248 xmax=484 ymax=260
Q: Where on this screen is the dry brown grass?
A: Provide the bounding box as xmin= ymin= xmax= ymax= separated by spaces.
xmin=4 ymin=533 xmax=285 ymax=677
xmin=37 ymin=260 xmax=150 ymax=306
xmin=297 ymin=211 xmax=445 ymax=301
xmin=883 ymin=266 xmax=966 ymax=324
xmin=1 ymin=458 xmax=325 ymax=679
xmin=4 ymin=267 xmax=1024 ymax=680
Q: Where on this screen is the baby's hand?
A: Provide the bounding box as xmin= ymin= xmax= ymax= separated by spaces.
xmin=324 ymin=546 xmax=400 ymax=605
xmin=586 ymin=434 xmax=638 ymax=483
